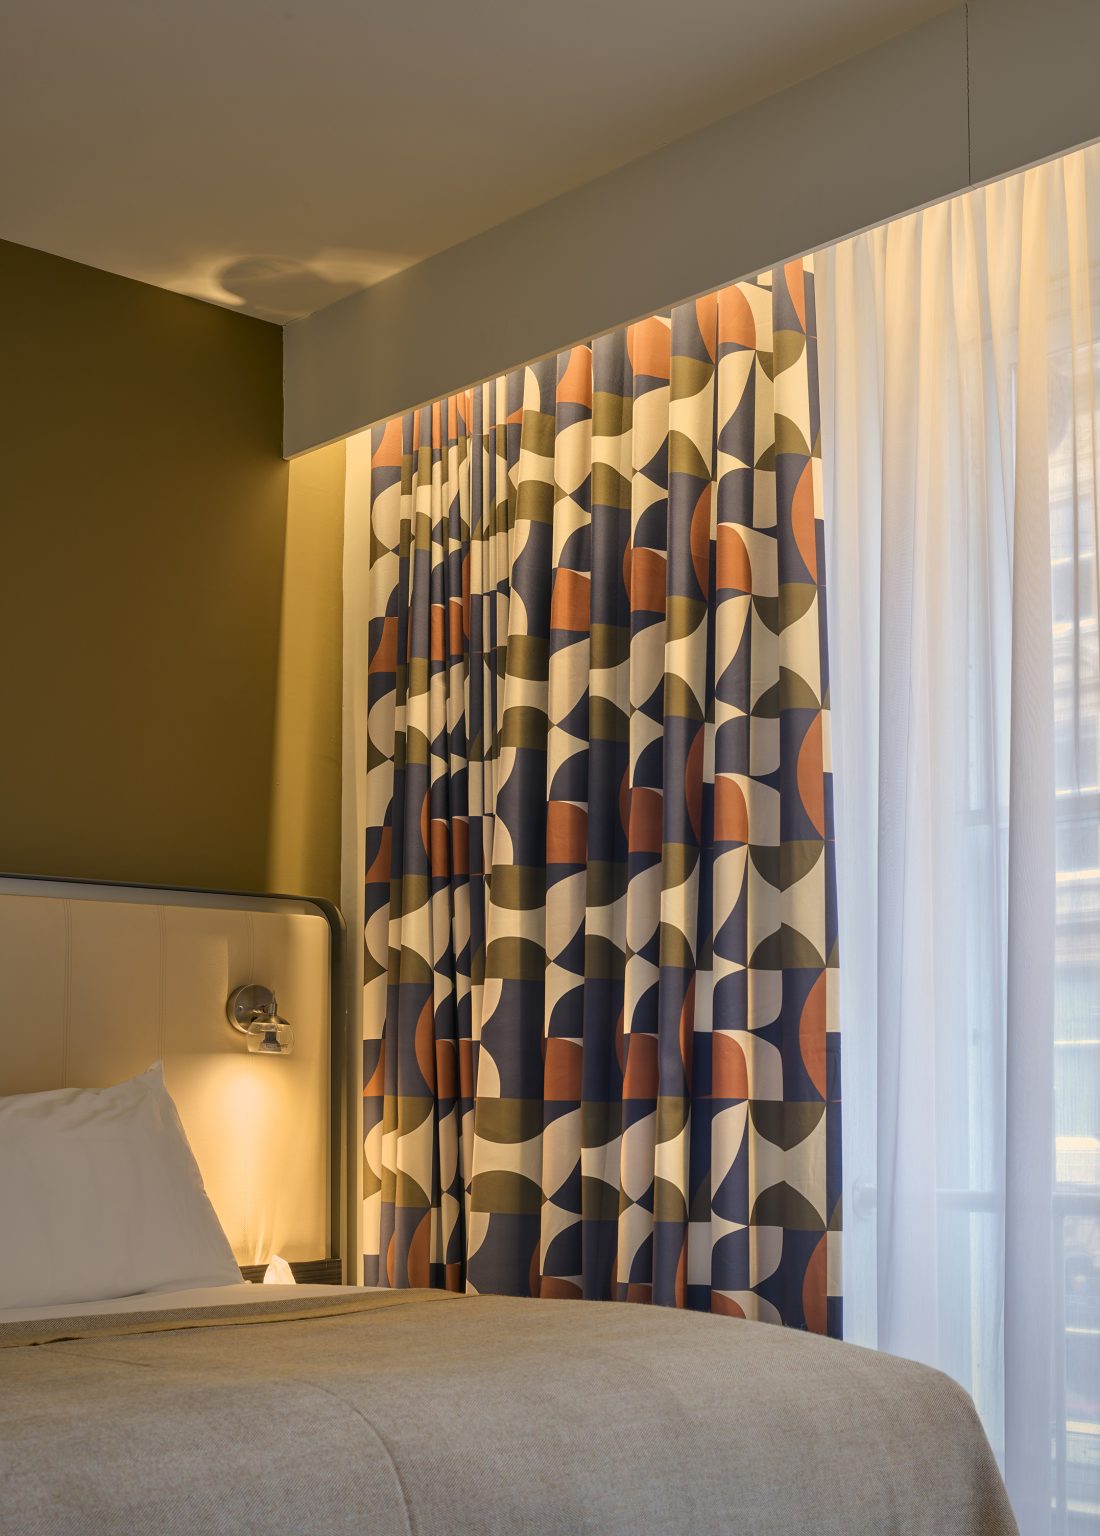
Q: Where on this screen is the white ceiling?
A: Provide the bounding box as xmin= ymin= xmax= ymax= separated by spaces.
xmin=0 ymin=0 xmax=955 ymax=323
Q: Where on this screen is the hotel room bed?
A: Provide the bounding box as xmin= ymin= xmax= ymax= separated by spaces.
xmin=0 ymin=883 xmax=1017 ymax=1534
xmin=0 ymin=1285 xmax=1017 ymax=1535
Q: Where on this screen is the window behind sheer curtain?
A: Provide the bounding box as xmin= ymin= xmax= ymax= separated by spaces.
xmin=816 ymin=146 xmax=1100 ymax=1535
xmin=1050 ymin=336 xmax=1099 ymax=1525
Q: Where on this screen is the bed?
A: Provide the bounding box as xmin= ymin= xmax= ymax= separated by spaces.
xmin=0 ymin=877 xmax=1018 ymax=1535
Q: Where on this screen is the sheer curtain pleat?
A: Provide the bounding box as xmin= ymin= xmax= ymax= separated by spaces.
xmin=817 ymin=146 xmax=1100 ymax=1534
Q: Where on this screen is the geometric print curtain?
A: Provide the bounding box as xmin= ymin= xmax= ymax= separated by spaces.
xmin=357 ymin=258 xmax=842 ymax=1333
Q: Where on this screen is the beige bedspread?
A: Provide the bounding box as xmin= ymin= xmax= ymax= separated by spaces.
xmin=0 ymin=1289 xmax=1017 ymax=1535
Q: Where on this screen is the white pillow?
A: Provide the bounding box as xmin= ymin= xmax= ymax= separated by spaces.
xmin=0 ymin=1063 xmax=241 ymax=1310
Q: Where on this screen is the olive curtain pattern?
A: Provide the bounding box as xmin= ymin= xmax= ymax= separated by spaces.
xmin=355 ymin=259 xmax=841 ymax=1332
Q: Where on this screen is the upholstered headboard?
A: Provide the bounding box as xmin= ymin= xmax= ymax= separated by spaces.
xmin=0 ymin=876 xmax=354 ymax=1279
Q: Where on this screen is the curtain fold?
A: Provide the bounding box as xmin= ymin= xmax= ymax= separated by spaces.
xmin=817 ymin=145 xmax=1100 ymax=1534
xmin=347 ymin=261 xmax=841 ymax=1331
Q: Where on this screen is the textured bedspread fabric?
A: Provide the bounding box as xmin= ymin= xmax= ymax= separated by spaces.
xmin=0 ymin=1291 xmax=1017 ymax=1535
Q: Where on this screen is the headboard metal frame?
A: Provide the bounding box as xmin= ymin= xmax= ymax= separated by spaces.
xmin=0 ymin=872 xmax=356 ymax=1283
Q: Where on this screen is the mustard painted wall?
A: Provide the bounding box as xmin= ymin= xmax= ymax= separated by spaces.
xmin=268 ymin=441 xmax=345 ymax=906
xmin=0 ymin=237 xmax=343 ymax=901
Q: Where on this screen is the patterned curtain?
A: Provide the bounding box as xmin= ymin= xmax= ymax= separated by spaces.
xmin=356 ymin=259 xmax=841 ymax=1332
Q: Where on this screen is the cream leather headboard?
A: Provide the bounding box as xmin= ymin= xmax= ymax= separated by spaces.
xmin=0 ymin=877 xmax=348 ymax=1274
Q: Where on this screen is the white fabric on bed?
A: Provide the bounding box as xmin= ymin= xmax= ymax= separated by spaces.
xmin=0 ymin=1281 xmax=368 ymax=1325
xmin=0 ymin=1064 xmax=241 ymax=1310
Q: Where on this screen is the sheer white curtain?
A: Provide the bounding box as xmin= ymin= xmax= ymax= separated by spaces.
xmin=817 ymin=145 xmax=1100 ymax=1535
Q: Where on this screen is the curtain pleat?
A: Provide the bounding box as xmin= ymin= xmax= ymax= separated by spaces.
xmin=817 ymin=143 xmax=1100 ymax=1532
xmin=355 ymin=260 xmax=840 ymax=1331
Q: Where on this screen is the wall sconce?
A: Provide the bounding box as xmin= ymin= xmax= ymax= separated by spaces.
xmin=226 ymin=984 xmax=294 ymax=1056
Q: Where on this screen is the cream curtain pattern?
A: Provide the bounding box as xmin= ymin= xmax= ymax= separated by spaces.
xmin=344 ymin=261 xmax=841 ymax=1329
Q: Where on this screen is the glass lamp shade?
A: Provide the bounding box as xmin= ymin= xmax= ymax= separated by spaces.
xmin=244 ymin=1017 xmax=294 ymax=1056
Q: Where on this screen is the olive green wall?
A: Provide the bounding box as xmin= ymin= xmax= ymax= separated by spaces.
xmin=0 ymin=237 xmax=341 ymax=901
